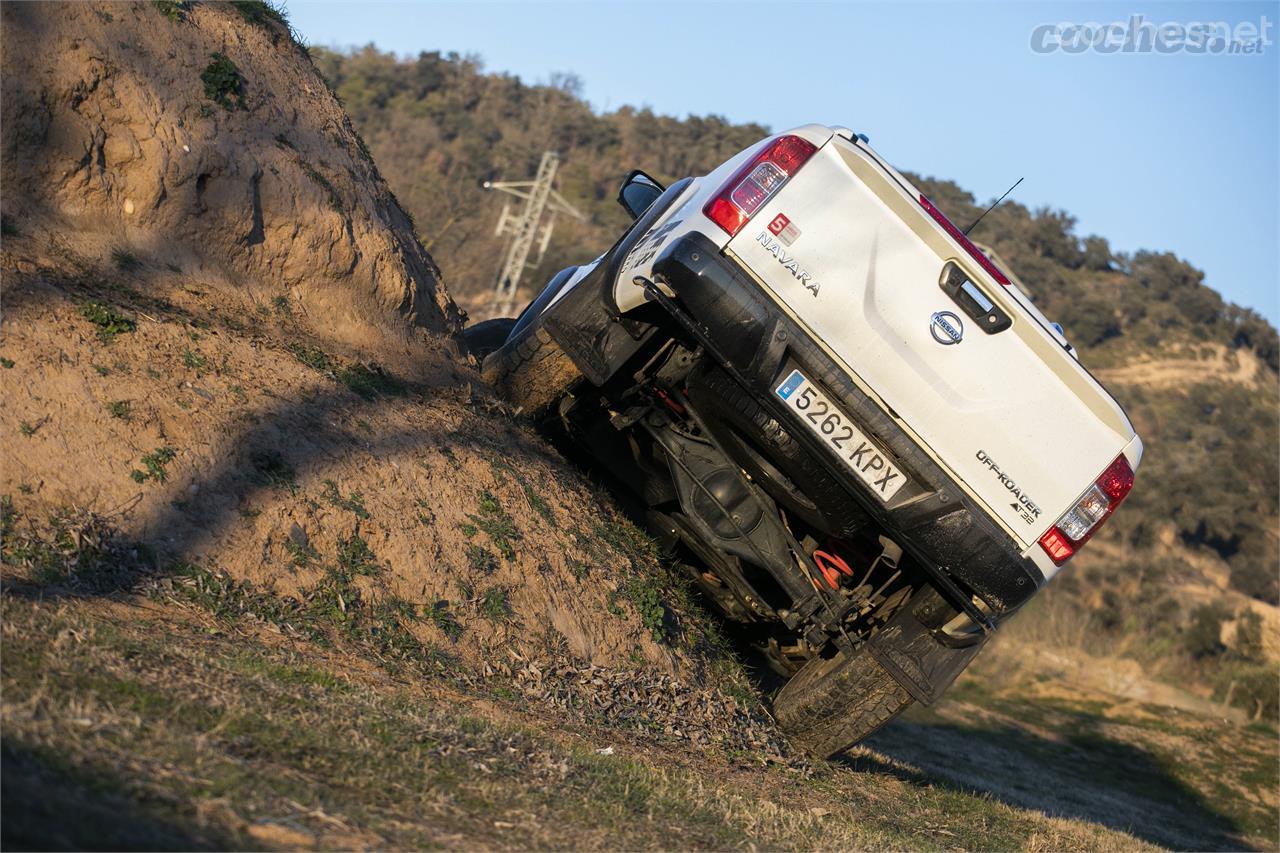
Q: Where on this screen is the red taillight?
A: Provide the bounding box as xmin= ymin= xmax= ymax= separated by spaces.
xmin=918 ymin=194 xmax=1011 ymax=286
xmin=1096 ymin=456 xmax=1135 ymax=501
xmin=1038 ymin=455 xmax=1135 ymax=566
xmin=765 ymin=135 xmax=817 ymax=172
xmin=704 ymin=135 xmax=818 ymax=236
xmin=706 ymin=197 xmax=749 ymax=236
xmin=1038 ymin=528 xmax=1075 ymax=565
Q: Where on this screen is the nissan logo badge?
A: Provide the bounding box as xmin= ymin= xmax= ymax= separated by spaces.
xmin=930 ymin=311 xmax=964 ymax=345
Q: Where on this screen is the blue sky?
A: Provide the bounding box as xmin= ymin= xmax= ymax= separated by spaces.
xmin=289 ymin=1 xmax=1279 ymax=324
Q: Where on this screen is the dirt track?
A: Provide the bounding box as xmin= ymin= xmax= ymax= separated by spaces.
xmin=1094 ymin=344 xmax=1263 ymax=389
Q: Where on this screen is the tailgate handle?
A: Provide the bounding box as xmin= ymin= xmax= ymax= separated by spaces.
xmin=940 ymin=262 xmax=1012 ymax=334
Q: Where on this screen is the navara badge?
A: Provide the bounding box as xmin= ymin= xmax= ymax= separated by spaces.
xmin=930 ymin=311 xmax=964 ymax=345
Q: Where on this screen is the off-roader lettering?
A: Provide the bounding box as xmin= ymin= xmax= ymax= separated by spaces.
xmin=976 ymin=449 xmax=1043 ymax=521
xmin=473 ymin=125 xmax=1141 ymax=759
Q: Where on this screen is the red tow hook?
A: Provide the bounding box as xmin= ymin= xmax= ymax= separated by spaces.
xmin=812 ymin=549 xmax=854 ymax=590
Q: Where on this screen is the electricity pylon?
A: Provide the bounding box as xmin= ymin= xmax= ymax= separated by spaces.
xmin=484 ymin=151 xmax=585 ymax=316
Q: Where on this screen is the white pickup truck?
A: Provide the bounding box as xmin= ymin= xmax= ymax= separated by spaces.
xmin=469 ymin=125 xmax=1142 ymax=757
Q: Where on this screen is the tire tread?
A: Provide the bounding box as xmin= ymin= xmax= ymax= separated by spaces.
xmin=774 ymin=646 xmax=913 ymax=758
xmin=481 ymin=322 xmax=581 ymax=414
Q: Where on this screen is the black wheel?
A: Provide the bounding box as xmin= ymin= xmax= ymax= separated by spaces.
xmin=773 ymin=644 xmax=913 ymax=758
xmin=464 ymin=317 xmax=518 ymax=361
xmin=481 ymin=315 xmax=582 ymax=415
xmin=687 ymin=365 xmax=872 ymax=539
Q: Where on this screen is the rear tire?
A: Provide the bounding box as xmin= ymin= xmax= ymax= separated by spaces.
xmin=464 ymin=317 xmax=518 ymax=361
xmin=481 ymin=317 xmax=582 ymax=415
xmin=773 ymin=644 xmax=913 ymax=758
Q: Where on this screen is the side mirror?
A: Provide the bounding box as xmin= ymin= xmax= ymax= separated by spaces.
xmin=617 ymin=170 xmax=665 ymax=220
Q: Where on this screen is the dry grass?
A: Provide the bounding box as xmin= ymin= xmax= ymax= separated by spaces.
xmin=3 ymin=490 xmax=1271 ymax=850
xmin=0 ymin=581 xmax=1169 ymax=852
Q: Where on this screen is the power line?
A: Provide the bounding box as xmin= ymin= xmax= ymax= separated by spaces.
xmin=483 ymin=151 xmax=584 ymax=316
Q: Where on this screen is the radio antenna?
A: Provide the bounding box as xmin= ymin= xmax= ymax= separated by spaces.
xmin=963 ymin=177 xmax=1023 ymax=236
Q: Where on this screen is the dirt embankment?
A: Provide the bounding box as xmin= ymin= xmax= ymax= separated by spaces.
xmin=2 ymin=0 xmax=461 ymax=374
xmin=0 ymin=1 xmax=712 ymax=677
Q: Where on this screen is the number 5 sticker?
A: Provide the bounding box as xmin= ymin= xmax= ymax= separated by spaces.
xmin=768 ymin=213 xmax=800 ymax=245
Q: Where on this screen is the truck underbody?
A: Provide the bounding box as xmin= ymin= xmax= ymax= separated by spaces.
xmin=512 ymin=224 xmax=1042 ymax=705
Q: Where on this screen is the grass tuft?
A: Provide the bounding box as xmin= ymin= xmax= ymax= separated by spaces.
xmin=285 ymin=344 xmax=404 ymax=398
xmin=231 ymin=0 xmax=289 ymax=31
xmin=287 ymin=341 xmax=334 ymax=372
xmin=480 ymin=587 xmax=511 ymax=623
xmin=110 ymin=248 xmax=140 ymax=271
xmin=181 ymin=348 xmax=208 ymax=370
xmin=337 ymin=363 xmax=405 ymax=399
xmin=162 ymin=561 xmax=450 ymax=676
xmin=250 ymin=450 xmax=296 ymax=490
xmin=576 ymin=519 xmax=695 ymax=645
xmin=352 ymin=129 xmax=374 ymax=164
xmin=465 ymin=544 xmax=498 ymax=575
xmin=621 ymin=577 xmax=666 ymax=642
xmin=428 ymin=600 xmax=463 ymax=642
xmin=284 ymin=537 xmax=319 ymax=568
xmin=321 ymin=479 xmax=369 ymax=519
xmin=466 ymin=490 xmax=519 ymax=560
xmin=151 ymin=0 xmax=187 ymax=22
xmin=522 ymin=481 xmax=554 ymax=524
xmin=1 ymin=499 xmax=123 ymax=585
xmin=300 ymin=162 xmax=344 ymax=213
xmin=201 ymin=53 xmax=245 ymax=111
xmin=80 ymin=301 xmax=136 ymax=343
xmin=131 ymin=447 xmax=176 ymax=484
xmin=336 ymin=534 xmax=382 ymax=577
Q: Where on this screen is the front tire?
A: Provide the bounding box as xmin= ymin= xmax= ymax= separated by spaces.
xmin=773 ymin=644 xmax=913 ymax=758
xmin=481 ymin=316 xmax=582 ymax=415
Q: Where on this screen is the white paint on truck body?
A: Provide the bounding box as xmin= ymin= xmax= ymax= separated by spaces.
xmin=560 ymin=124 xmax=1138 ymax=578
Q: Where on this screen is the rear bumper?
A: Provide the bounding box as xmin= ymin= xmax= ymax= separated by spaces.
xmin=652 ymin=233 xmax=1045 ymax=615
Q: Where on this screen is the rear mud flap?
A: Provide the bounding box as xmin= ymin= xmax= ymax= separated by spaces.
xmin=867 ymin=605 xmax=987 ymax=705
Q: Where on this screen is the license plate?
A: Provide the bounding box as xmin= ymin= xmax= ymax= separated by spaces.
xmin=775 ymin=369 xmax=907 ymax=502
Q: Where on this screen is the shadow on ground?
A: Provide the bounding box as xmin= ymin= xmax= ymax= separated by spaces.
xmin=1 ymin=740 xmax=238 ymax=851
xmin=853 ymin=706 xmax=1254 ymax=851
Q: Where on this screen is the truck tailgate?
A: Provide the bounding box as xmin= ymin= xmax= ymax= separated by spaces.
xmin=724 ymin=137 xmax=1135 ymax=547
